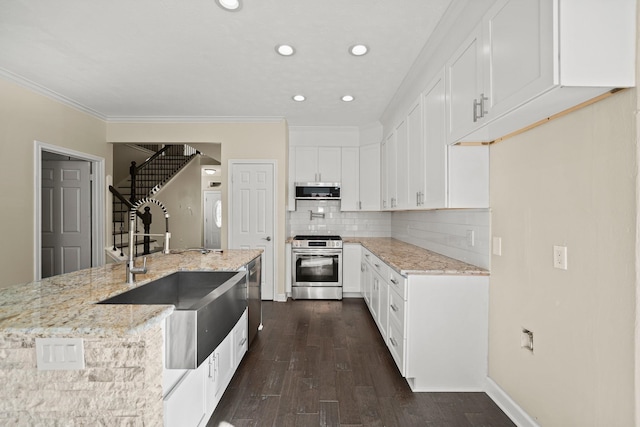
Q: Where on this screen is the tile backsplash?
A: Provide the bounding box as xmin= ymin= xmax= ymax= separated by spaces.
xmin=287 ymin=201 xmax=490 ymax=269
xmin=391 ymin=209 xmax=490 ymax=269
xmin=288 ymin=200 xmax=391 ymax=237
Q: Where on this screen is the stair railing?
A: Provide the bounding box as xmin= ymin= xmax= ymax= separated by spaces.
xmin=109 ymin=185 xmax=151 ymax=257
xmin=129 ymin=144 xmax=200 ymax=201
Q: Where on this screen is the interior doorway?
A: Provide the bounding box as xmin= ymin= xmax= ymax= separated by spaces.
xmin=228 ymin=160 xmax=276 ymax=301
xmin=35 ymin=141 xmax=105 ymax=280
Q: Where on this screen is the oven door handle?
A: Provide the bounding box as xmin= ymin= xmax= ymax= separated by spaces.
xmin=292 ymin=249 xmax=343 ymax=256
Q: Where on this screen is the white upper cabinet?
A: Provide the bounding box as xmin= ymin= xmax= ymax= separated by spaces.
xmin=406 ymin=98 xmax=423 ymax=209
xmin=382 ymin=132 xmax=397 ymax=209
xmin=447 ymin=0 xmax=635 ymax=144
xmin=394 ymin=119 xmax=409 ymax=209
xmin=340 ymin=147 xmax=360 ymax=211
xmin=422 ymin=72 xmax=447 ymax=209
xmin=482 ymin=0 xmax=553 ymax=121
xmin=445 ymin=23 xmax=485 ymax=144
xmin=359 ymin=143 xmax=381 ymax=211
xmin=293 ymin=146 xmax=341 ymax=183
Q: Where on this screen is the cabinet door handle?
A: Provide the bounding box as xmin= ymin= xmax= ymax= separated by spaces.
xmin=390 ymin=303 xmax=399 ymax=312
xmin=474 ymin=93 xmax=489 ymax=122
xmin=479 ymin=93 xmax=488 ymax=118
xmin=239 ymin=337 xmax=247 ymax=347
xmin=390 ymin=278 xmax=398 ymax=285
xmin=389 ymin=337 xmax=398 ymax=347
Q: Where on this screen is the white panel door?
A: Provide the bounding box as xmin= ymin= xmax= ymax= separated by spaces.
xmin=230 ymin=162 xmax=275 ymax=300
xmin=41 ymin=160 xmax=91 ymax=278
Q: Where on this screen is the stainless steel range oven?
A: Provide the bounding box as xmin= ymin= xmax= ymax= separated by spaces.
xmin=291 ymin=235 xmax=342 ymax=300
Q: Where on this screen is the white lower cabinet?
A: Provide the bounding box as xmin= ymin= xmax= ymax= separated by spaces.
xmin=164 ymin=362 xmax=206 ymax=427
xmin=205 ymin=333 xmax=233 ymax=415
xmin=164 ymin=308 xmax=249 ymax=427
xmin=361 ymin=246 xmax=489 ymax=392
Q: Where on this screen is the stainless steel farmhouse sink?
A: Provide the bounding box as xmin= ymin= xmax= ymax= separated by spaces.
xmin=99 ymin=270 xmax=247 ymax=369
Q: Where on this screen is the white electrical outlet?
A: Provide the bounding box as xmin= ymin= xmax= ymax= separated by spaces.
xmin=553 ymin=245 xmax=568 ymax=270
xmin=466 ymin=230 xmax=475 ymax=247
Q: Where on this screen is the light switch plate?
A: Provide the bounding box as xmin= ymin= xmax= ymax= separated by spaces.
xmin=492 ymin=237 xmax=502 ymax=256
xmin=36 ymin=338 xmax=85 ymax=370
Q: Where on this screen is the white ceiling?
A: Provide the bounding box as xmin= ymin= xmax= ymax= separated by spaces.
xmin=0 ymin=0 xmax=453 ymax=126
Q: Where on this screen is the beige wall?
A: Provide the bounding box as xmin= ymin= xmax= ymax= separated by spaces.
xmin=0 ymin=78 xmax=109 ymax=288
xmin=106 ymin=121 xmax=289 ymax=297
xmin=149 ymin=156 xmax=204 ymax=249
xmin=489 ymin=89 xmax=637 ymax=426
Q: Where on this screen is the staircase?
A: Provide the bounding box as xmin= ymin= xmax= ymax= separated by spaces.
xmin=109 ymin=144 xmax=200 ymax=260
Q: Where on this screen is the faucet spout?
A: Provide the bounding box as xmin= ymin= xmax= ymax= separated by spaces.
xmin=126 ymin=197 xmax=171 ymax=284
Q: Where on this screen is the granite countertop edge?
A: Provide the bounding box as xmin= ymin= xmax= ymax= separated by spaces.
xmin=0 ymin=249 xmax=262 ymax=338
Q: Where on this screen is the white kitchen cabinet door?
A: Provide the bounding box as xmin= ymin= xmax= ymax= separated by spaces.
xmin=380 ymin=138 xmax=389 ymax=210
xmin=483 ymin=0 xmax=553 ymax=121
xmin=342 ymin=243 xmax=361 ymax=295
xmin=376 ymin=270 xmax=389 ymax=343
xmin=446 ymin=23 xmax=485 ymax=144
xmin=233 ymin=309 xmax=249 ymax=367
xmin=293 ymin=147 xmax=318 ymax=182
xmin=422 ymin=71 xmax=447 ymax=209
xmin=361 ymin=252 xmax=372 ymax=307
xmin=406 ymin=97 xmax=424 ymax=209
xmin=394 ymin=119 xmax=409 ymax=209
xmin=358 ymin=143 xmax=381 ymax=211
xmin=164 ymin=363 xmax=206 ymax=427
xmin=340 ymin=147 xmax=360 ymax=211
xmin=204 ymin=333 xmax=233 ymax=415
xmin=383 ymin=132 xmax=397 ymax=210
xmin=317 ymin=147 xmax=341 ymax=182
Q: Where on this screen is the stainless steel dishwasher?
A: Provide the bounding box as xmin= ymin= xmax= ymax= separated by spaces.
xmin=247 ymin=255 xmax=262 ymax=346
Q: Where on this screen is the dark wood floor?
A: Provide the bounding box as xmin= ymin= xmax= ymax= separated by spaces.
xmin=206 ymin=299 xmax=515 ymax=427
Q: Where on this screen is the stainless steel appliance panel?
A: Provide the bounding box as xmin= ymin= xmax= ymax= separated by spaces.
xmin=246 ymin=255 xmax=262 ymax=346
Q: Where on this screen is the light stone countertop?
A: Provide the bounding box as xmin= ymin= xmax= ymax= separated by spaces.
xmin=0 ymin=249 xmax=262 ymax=338
xmin=339 ymin=237 xmax=487 ymax=276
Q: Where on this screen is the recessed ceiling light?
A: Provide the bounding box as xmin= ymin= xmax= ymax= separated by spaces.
xmin=292 ymin=95 xmax=306 ymax=102
xmin=216 ymin=0 xmax=241 ymax=11
xmin=349 ymin=44 xmax=369 ymax=56
xmin=276 ymin=44 xmax=295 ymax=56
xmin=341 ymin=95 xmax=355 ymax=102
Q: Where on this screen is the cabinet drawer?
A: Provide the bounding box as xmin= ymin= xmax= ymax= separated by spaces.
xmin=388 ymin=288 xmax=405 ymax=331
xmin=387 ymin=320 xmax=406 ymax=375
xmin=370 ymin=255 xmax=388 ymax=278
xmin=388 ymin=269 xmax=406 ymax=300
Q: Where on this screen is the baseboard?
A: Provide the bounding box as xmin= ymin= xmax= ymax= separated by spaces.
xmin=485 ymin=377 xmax=540 ymax=427
xmin=274 ymin=293 xmax=288 ymax=302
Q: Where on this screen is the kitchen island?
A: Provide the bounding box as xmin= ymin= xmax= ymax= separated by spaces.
xmin=0 ymin=249 xmax=262 ymax=425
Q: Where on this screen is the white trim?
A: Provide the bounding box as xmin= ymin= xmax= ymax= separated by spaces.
xmin=1 ymin=68 xmax=107 ymax=120
xmin=228 ymin=160 xmax=278 ymax=302
xmin=485 ymin=377 xmax=540 ymax=427
xmin=34 ymin=141 xmax=106 ymax=280
xmin=106 ymin=116 xmax=286 ymax=124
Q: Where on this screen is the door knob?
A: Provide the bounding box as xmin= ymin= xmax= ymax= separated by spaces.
xmin=263 ymin=236 xmax=271 ymax=241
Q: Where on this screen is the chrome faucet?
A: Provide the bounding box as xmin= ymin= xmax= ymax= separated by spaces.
xmin=126 ymin=197 xmax=171 ymax=284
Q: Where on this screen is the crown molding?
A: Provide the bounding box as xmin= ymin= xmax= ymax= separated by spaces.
xmin=0 ymin=68 xmax=108 ymax=120
xmin=106 ymin=116 xmax=286 ymax=124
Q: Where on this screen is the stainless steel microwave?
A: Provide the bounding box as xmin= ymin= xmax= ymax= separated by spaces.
xmin=295 ymin=182 xmax=341 ymax=200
